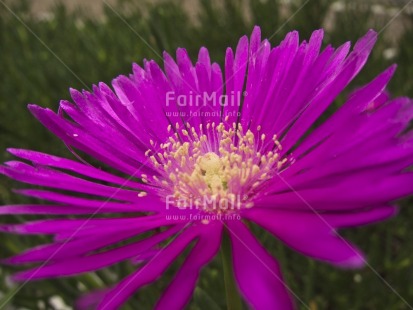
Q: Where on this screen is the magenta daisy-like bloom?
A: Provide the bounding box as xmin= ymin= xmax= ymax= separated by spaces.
xmin=1 ymin=26 xmax=413 ymax=309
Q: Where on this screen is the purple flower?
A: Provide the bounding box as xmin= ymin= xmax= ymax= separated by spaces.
xmin=1 ymin=26 xmax=413 ymax=309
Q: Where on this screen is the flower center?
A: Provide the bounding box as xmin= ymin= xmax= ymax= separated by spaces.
xmin=144 ymin=121 xmax=289 ymax=212
xmin=196 ymin=152 xmax=227 ymax=193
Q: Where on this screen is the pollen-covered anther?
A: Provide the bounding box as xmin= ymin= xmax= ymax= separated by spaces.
xmin=145 ymin=122 xmax=289 ymax=211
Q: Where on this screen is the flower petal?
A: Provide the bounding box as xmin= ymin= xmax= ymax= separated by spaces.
xmin=278 ymin=30 xmax=377 ymax=152
xmin=7 ymin=148 xmax=148 ymax=190
xmin=12 ymin=225 xmax=183 ymax=280
xmin=0 ymin=204 xmax=119 ymax=215
xmin=155 ymin=221 xmax=223 ymax=310
xmin=224 ymin=35 xmax=248 ymax=124
xmin=3 ymin=217 xmax=180 ymax=264
xmin=243 ymin=208 xmax=370 ymax=268
xmin=0 ymin=161 xmax=162 ymax=210
xmin=96 ymin=223 xmax=203 ymax=310
xmin=227 ymin=220 xmax=294 ymax=310
xmin=259 ymin=173 xmax=413 ymax=211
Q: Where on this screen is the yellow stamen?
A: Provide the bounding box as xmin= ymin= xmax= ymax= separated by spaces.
xmin=145 ymin=122 xmax=289 ymax=212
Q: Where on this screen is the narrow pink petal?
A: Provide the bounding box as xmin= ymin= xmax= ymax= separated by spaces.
xmin=14 ymin=189 xmax=139 ymax=212
xmin=280 ymin=30 xmax=377 ymax=153
xmin=155 ymin=221 xmax=223 ymax=310
xmin=7 ymin=149 xmax=148 ymax=190
xmin=28 ymin=105 xmax=149 ymax=175
xmin=12 ymin=225 xmax=183 ymax=280
xmin=0 ymin=204 xmax=118 ymax=215
xmin=3 ymin=218 xmax=181 ymax=264
xmin=243 ymin=208 xmax=366 ymax=268
xmin=0 ymin=162 xmax=162 ymax=209
xmin=261 ymin=173 xmax=413 ymax=211
xmin=96 ymin=224 xmax=203 ymax=310
xmin=227 ymin=220 xmax=294 ymax=310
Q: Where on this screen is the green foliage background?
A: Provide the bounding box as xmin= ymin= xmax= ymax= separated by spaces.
xmin=0 ymin=0 xmax=413 ymax=309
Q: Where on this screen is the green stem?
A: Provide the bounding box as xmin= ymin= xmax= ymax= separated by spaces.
xmin=221 ymin=233 xmax=243 ymax=310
